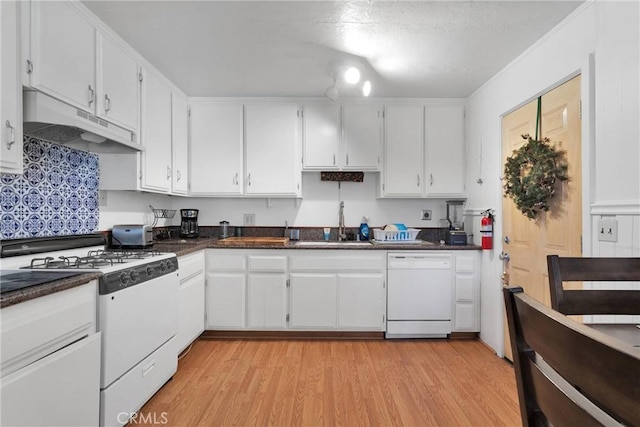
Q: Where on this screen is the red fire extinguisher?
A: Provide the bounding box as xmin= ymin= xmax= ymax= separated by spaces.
xmin=480 ymin=210 xmax=494 ymax=250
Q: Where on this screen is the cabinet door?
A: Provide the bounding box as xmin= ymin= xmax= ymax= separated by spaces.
xmin=0 ymin=333 xmax=100 ymax=427
xmin=140 ymin=69 xmax=172 ymax=193
xmin=245 ymin=104 xmax=301 ymax=196
xmin=425 ymin=105 xmax=465 ymax=196
xmin=98 ymin=33 xmax=139 ymax=131
xmin=289 ymin=273 xmax=337 ymax=328
xmin=453 ymin=253 xmax=479 ymax=332
xmin=205 ymin=272 xmax=246 ymax=328
xmin=171 ymin=92 xmax=189 ymax=195
xmin=175 ymin=272 xmax=205 ymax=354
xmin=342 ymin=105 xmax=382 ymax=170
xmin=303 ymin=104 xmax=340 ymax=170
xmin=247 ymin=274 xmax=287 ymax=328
xmin=337 ymin=274 xmax=385 ymax=329
xmin=189 ymin=103 xmax=243 ymax=196
xmin=1 ymin=0 xmax=23 ymax=174
xmin=30 ymin=1 xmax=96 ymax=111
xmin=383 ymin=105 xmax=424 ymax=197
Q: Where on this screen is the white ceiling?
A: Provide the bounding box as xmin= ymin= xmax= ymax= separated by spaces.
xmin=82 ymin=1 xmax=583 ymax=98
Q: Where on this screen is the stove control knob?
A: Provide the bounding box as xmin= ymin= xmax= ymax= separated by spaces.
xmin=160 ymin=261 xmax=167 ymax=272
xmin=146 ymin=266 xmax=154 ymax=277
xmin=165 ymin=260 xmax=174 ymax=271
xmin=119 ymin=272 xmax=130 ymax=286
xmin=129 ymin=270 xmax=139 ymax=283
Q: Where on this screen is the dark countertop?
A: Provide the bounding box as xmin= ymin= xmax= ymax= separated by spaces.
xmin=0 ymin=272 xmax=102 ymax=309
xmin=154 ymin=238 xmax=481 ymax=257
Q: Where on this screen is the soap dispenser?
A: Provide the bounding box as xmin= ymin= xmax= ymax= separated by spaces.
xmin=359 ymin=217 xmax=370 ymax=241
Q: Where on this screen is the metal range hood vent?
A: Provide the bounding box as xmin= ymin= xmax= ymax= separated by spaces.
xmin=23 ymin=90 xmax=143 ymax=153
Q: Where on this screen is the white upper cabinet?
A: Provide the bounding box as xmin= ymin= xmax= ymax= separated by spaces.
xmin=171 ymin=91 xmax=188 ymax=195
xmin=1 ymin=0 xmax=23 ymax=174
xmin=244 ymin=104 xmax=301 ymax=197
xmin=140 ymin=68 xmax=172 ymax=193
xmin=189 ymin=102 xmax=244 ymax=196
xmin=382 ymin=105 xmax=424 ymax=197
xmin=303 ymin=104 xmax=341 ymax=170
xmin=425 ymin=104 xmax=465 ymax=197
xmin=97 ymin=33 xmax=139 ymax=131
xmin=341 ymin=104 xmax=382 ymax=170
xmin=30 ymin=1 xmax=96 ymax=112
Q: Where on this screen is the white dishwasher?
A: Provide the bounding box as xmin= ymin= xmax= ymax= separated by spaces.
xmin=386 ymin=252 xmax=453 ymax=338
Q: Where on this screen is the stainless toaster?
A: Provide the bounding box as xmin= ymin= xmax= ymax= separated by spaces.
xmin=111 ymin=224 xmax=153 ymax=248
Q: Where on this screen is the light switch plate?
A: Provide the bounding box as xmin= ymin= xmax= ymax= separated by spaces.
xmin=597 ymin=218 xmax=618 ymax=242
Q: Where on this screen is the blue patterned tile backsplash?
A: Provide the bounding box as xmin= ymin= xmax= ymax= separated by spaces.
xmin=0 ymin=135 xmax=100 ymax=240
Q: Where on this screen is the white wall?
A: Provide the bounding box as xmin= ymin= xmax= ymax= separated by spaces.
xmin=465 ymin=0 xmax=640 ymax=355
xmin=99 ymin=173 xmax=451 ymax=231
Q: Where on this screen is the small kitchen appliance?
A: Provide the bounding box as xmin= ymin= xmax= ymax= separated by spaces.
xmin=179 ymin=209 xmax=199 ymax=238
xmin=219 ymin=220 xmax=229 ymax=239
xmin=445 ymin=200 xmax=467 ymax=246
xmin=111 ymin=224 xmax=153 ymax=248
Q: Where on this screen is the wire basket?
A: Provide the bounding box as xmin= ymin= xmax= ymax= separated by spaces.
xmin=148 ymin=205 xmax=176 ymax=226
xmin=373 ymin=228 xmax=420 ymax=242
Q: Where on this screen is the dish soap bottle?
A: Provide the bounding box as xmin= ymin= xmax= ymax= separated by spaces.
xmin=359 ymin=217 xmax=370 ymax=241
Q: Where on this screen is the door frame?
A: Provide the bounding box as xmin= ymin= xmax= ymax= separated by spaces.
xmin=495 ymin=56 xmax=595 ymax=357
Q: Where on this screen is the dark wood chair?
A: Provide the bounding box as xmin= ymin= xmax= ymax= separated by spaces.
xmin=546 ymin=255 xmax=640 ymax=315
xmin=503 ymin=286 xmax=640 ymax=427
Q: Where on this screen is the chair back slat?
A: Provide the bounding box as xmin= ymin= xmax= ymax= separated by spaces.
xmin=503 ymin=287 xmax=640 ymax=427
xmin=547 ymin=255 xmax=640 ymax=315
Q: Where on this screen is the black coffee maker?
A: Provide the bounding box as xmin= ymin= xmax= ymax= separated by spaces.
xmin=179 ymin=209 xmax=199 ymax=238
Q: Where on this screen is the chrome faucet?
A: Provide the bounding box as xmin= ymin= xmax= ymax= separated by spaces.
xmin=338 ymin=201 xmax=346 ymax=241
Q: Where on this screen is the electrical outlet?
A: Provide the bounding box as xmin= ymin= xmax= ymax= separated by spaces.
xmin=420 ymin=210 xmax=432 ymax=221
xmin=243 ymin=213 xmax=256 ymax=226
xmin=99 ymin=190 xmax=108 ymax=207
xmin=597 ymin=218 xmax=618 ymax=242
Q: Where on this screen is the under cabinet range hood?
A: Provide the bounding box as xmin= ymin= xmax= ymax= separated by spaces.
xmin=23 ymin=90 xmax=143 ymax=153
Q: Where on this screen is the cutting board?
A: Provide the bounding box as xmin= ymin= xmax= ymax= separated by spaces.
xmin=217 ymin=236 xmax=290 ymax=246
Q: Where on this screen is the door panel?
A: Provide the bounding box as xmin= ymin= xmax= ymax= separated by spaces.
xmin=501 ymin=75 xmax=582 ymax=360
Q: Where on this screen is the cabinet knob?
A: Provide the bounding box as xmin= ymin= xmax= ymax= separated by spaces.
xmin=5 ymin=121 xmax=15 ymax=149
xmin=247 ymin=173 xmax=251 ymax=186
xmin=176 ymin=170 xmax=181 ymax=182
xmin=430 ymin=174 xmax=434 ymax=186
xmin=417 ymin=174 xmax=420 ymax=187
xmin=166 ymin=165 xmax=171 ymax=180
xmin=346 ymin=154 xmax=349 ymax=165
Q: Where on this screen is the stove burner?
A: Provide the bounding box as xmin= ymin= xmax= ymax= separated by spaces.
xmin=25 ymin=248 xmax=162 ymax=270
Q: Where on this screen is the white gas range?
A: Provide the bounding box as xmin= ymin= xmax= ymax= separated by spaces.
xmin=1 ymin=234 xmax=179 ymax=427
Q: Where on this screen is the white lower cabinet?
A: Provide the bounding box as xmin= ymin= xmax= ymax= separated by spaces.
xmin=452 ymin=252 xmax=480 ymax=332
xmin=0 ymin=282 xmax=100 ymax=426
xmin=289 ymin=250 xmax=386 ymax=331
xmin=206 ymin=272 xmax=246 ymax=328
xmin=289 ymin=273 xmax=338 ymax=328
xmin=175 ymin=251 xmax=205 ymax=355
xmin=247 ymin=274 xmax=287 ymax=328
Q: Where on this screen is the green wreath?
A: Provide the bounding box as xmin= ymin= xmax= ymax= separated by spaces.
xmin=503 ymin=134 xmax=568 ymax=219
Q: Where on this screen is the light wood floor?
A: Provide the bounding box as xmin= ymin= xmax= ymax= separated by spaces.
xmin=137 ymin=339 xmax=521 ymax=426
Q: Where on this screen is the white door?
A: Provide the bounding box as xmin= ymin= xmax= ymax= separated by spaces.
xmin=140 ymin=68 xmax=172 ymax=193
xmin=387 ymin=269 xmax=452 ymax=320
xmin=383 ymin=105 xmax=424 ymax=197
xmin=303 ymin=104 xmax=341 ymax=170
xmin=247 ymin=274 xmax=287 ymax=328
xmin=205 ymin=272 xmax=246 ymax=328
xmin=337 ymin=274 xmax=385 ymax=329
xmin=171 ymin=92 xmax=188 ymax=195
xmin=289 ymin=273 xmax=337 ymax=328
xmin=189 ymin=103 xmax=243 ymax=195
xmin=0 ymin=0 xmax=23 ymax=174
xmin=342 ymin=105 xmax=382 ymax=170
xmin=425 ymin=104 xmax=465 ymax=196
xmin=30 ymin=1 xmax=96 ymax=111
xmin=97 ymin=33 xmax=139 ymax=131
xmin=244 ymin=103 xmax=301 ymax=196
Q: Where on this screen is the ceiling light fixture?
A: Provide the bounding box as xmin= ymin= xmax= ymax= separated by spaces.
xmin=362 ymin=81 xmax=371 ymax=97
xmin=344 ymin=67 xmax=361 ymax=84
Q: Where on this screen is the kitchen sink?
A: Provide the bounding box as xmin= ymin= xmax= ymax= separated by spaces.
xmin=294 ymin=241 xmax=373 ymax=247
